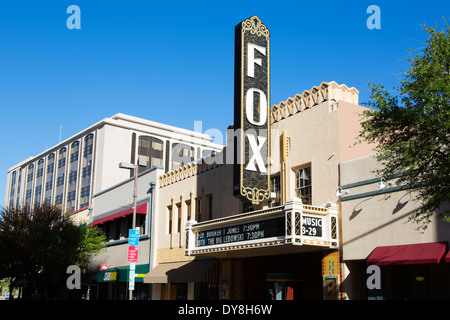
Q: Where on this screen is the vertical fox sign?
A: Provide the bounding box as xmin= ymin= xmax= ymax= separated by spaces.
xmin=233 ymin=16 xmax=270 ymax=205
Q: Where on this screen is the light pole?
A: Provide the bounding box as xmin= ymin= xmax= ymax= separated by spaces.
xmin=119 ymin=162 xmax=138 ymax=300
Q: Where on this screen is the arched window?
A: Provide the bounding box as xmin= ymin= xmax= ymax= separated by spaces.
xmin=171 ymin=143 xmax=194 ymax=170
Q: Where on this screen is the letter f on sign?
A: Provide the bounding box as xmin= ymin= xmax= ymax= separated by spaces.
xmin=247 ymin=43 xmax=266 ymax=78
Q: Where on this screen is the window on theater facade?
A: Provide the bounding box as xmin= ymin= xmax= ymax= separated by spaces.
xmin=44 ymin=153 xmax=55 ymax=204
xmin=168 ymin=205 xmax=173 ymax=234
xmin=269 ymin=175 xmax=281 ymax=207
xmin=195 ymin=198 xmax=202 ymax=222
xmin=295 ymin=166 xmax=312 ymax=205
xmin=171 ymin=143 xmax=194 ymax=170
xmin=177 ymin=203 xmax=182 ymax=233
xmin=137 ymin=135 xmax=164 ymax=174
xmin=206 ymin=195 xmax=213 ymax=221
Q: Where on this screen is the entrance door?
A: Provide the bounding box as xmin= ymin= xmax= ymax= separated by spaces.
xmin=266 ymin=273 xmax=302 ymax=300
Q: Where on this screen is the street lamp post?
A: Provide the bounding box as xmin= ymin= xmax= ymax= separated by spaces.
xmin=119 ymin=162 xmax=138 ymax=300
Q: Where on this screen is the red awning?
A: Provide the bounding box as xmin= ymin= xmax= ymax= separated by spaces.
xmin=91 ymin=202 xmax=147 ymax=226
xmin=446 ymin=250 xmax=450 ymax=263
xmin=366 ymin=242 xmax=447 ymax=266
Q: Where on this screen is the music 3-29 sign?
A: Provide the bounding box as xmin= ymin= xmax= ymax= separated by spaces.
xmin=233 ymin=15 xmax=270 ymax=205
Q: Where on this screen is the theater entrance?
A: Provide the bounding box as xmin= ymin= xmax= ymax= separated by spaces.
xmin=220 ymin=251 xmax=326 ymax=300
xmin=266 ymin=273 xmax=303 ymax=300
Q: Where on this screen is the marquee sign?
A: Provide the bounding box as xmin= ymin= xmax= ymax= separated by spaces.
xmin=233 ymin=15 xmax=271 ymax=205
xmin=185 ymin=199 xmax=339 ymax=256
xmin=196 ymin=217 xmax=284 ymax=247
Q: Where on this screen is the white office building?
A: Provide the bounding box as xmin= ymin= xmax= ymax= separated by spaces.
xmin=4 ymin=113 xmax=222 ymax=214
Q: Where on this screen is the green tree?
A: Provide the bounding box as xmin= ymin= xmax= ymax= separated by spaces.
xmin=359 ymin=19 xmax=450 ymax=230
xmin=0 ymin=204 xmax=106 ymax=299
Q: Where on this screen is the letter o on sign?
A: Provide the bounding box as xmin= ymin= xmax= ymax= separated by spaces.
xmin=245 ymin=88 xmax=267 ymax=126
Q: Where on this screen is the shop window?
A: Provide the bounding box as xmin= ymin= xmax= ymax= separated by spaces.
xmin=295 ymin=166 xmax=312 ymax=205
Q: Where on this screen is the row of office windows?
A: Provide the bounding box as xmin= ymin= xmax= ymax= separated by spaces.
xmin=131 ymin=133 xmax=215 ymax=177
xmin=9 ymin=132 xmax=215 ymax=211
xmin=8 ymin=134 xmax=94 ymax=212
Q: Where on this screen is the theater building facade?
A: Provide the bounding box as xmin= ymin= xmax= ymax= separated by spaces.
xmin=82 ymin=15 xmax=450 ymax=300
xmin=143 ymin=78 xmax=374 ymax=300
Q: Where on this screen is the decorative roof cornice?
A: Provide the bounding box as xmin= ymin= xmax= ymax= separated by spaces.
xmin=270 ymin=81 xmax=359 ymax=124
xmin=159 ymin=160 xmax=223 ymax=188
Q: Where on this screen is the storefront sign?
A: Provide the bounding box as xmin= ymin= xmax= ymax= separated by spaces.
xmin=302 ymin=216 xmax=323 ymax=237
xmin=103 ymin=271 xmax=117 ymax=282
xmin=233 ymin=15 xmax=271 ymax=205
xmin=196 ymin=217 xmax=284 ymax=247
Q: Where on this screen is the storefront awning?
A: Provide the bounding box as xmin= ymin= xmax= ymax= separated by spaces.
xmin=366 ymin=242 xmax=447 ymax=266
xmin=143 ymin=259 xmax=218 ymax=284
xmin=445 ymin=250 xmax=450 ymax=263
xmin=97 ymin=264 xmax=149 ymax=283
xmin=91 ymin=202 xmax=147 ymax=226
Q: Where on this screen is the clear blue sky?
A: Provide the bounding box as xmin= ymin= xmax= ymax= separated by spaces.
xmin=1 ymin=0 xmax=449 ymax=207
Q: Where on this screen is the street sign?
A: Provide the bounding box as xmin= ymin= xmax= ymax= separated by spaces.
xmin=128 ymin=228 xmax=140 ymax=246
xmin=128 ymin=245 xmax=139 ymax=262
xmin=129 ymin=269 xmax=135 ymax=290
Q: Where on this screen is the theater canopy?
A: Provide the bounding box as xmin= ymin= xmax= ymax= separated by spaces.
xmin=366 ymin=242 xmax=447 ymax=266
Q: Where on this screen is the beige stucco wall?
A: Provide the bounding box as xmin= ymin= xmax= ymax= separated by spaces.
xmin=337 ymin=101 xmax=374 ymax=162
xmin=340 ymin=155 xmax=450 ymax=261
xmin=271 ymin=98 xmax=373 ymax=206
xmin=155 ymin=163 xmax=240 ymax=264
